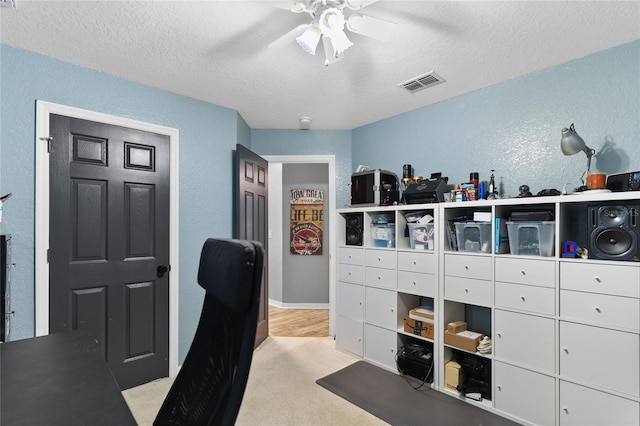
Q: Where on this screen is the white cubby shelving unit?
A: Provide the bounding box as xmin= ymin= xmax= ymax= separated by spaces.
xmin=336 ymin=192 xmax=640 ymax=426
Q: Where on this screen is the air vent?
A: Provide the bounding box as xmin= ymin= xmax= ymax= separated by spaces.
xmin=399 ymin=71 xmax=445 ymax=94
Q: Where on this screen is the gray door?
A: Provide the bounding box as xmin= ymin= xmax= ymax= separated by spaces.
xmin=234 ymin=144 xmax=268 ymax=347
xmin=48 ymin=115 xmax=170 ymax=390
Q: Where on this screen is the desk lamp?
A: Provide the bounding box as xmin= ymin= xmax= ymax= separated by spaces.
xmin=560 ymin=123 xmax=595 ymax=187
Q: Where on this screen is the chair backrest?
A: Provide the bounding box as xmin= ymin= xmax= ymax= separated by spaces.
xmin=154 ymin=238 xmax=264 ymax=426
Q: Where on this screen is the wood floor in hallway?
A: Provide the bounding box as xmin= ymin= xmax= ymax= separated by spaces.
xmin=268 ymin=305 xmax=329 ymax=337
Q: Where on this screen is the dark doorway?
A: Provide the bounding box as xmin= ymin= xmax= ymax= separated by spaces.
xmin=234 ymin=144 xmax=269 ymax=347
xmin=48 ymin=115 xmax=170 ymax=389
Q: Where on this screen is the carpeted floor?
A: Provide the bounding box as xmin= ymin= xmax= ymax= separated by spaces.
xmin=317 ymin=361 xmax=520 ymax=426
xmin=123 ymin=336 xmax=385 ymax=425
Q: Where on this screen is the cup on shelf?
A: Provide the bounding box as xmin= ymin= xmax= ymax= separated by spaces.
xmin=586 ymin=172 xmax=606 ymax=190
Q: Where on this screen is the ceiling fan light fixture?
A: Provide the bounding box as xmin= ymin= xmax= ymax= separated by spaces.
xmin=324 ymin=30 xmax=353 ymax=55
xmin=296 ymin=24 xmax=322 ymax=55
xmin=322 ymin=36 xmax=345 ymax=66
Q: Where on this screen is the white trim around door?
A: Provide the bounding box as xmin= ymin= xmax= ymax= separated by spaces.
xmin=263 ymin=155 xmax=336 ymax=337
xmin=35 ymin=100 xmax=180 ymax=378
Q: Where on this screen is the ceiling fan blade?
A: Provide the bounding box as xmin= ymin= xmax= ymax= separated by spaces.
xmin=346 ymin=13 xmax=395 ymax=40
xmin=343 ymin=0 xmax=379 ymax=10
xmin=268 ymin=24 xmax=310 ymax=49
xmin=268 ymin=1 xmax=308 ymax=13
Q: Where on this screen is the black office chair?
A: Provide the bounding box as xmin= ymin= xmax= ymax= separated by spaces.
xmin=154 ymin=238 xmax=264 ymax=426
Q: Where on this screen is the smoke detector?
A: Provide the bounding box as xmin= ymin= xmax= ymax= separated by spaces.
xmin=299 ymin=116 xmax=312 ymax=130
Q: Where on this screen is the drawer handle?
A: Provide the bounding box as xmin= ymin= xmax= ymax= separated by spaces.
xmin=520 ymin=270 xmax=526 ymax=275
xmin=390 ymin=308 xmax=394 ymax=313
xmin=497 ymin=385 xmax=502 ymax=391
xmin=594 ymin=306 xmax=601 ymax=313
xmin=497 ymin=333 xmax=502 ymax=338
xmin=377 ymin=276 xmax=382 ymax=280
xmin=413 ymin=261 xmax=417 ymax=265
xmin=594 ymin=276 xmax=601 ymax=283
xmin=390 ymin=348 xmax=395 ymax=354
xmin=412 ymin=281 xmax=417 ymax=286
xmin=348 ymin=272 xmax=352 ymax=276
xmin=348 ymin=255 xmax=352 ymax=259
xmin=563 ymin=347 xmax=569 ymax=354
xmin=465 ymin=288 xmax=469 ymax=293
xmin=563 ymin=407 xmax=569 ymax=414
xmin=464 ymin=265 xmax=469 ymax=270
xmin=377 ymin=257 xmax=381 ymax=262
xmin=520 ymin=296 xmax=526 ymax=301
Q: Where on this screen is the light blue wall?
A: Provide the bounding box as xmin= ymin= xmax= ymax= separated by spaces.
xmin=353 ymin=40 xmax=640 ymax=197
xmin=251 ymin=129 xmax=352 ymax=208
xmin=1 ymin=39 xmax=638 ymax=366
xmin=0 ymin=45 xmax=243 ymax=362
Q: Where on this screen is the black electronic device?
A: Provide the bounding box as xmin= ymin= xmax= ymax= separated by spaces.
xmin=396 ymin=343 xmax=433 ymax=383
xmin=455 ymin=353 xmax=492 ymax=400
xmin=403 ymin=173 xmax=448 ymax=204
xmin=350 ymin=169 xmax=399 ymax=206
xmin=345 ymin=212 xmax=363 ymax=246
xmin=607 ymin=171 xmax=640 ymax=192
xmin=588 ymin=204 xmax=639 ymax=261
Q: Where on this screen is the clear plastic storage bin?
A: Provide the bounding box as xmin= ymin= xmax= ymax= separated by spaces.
xmin=407 ymin=223 xmax=434 ymax=250
xmin=506 ymin=221 xmax=555 ymax=256
xmin=455 ymin=221 xmax=491 ymax=253
xmin=372 ymin=223 xmax=395 ymax=248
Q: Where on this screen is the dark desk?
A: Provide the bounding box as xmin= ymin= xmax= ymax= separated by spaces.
xmin=1 ymin=331 xmax=136 ymax=425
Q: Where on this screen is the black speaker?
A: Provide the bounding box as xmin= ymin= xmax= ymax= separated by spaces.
xmin=588 ymin=204 xmax=639 ymax=261
xmin=345 ymin=213 xmax=363 ymax=246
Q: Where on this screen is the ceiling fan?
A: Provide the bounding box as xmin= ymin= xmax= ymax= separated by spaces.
xmin=268 ymin=0 xmax=396 ymax=66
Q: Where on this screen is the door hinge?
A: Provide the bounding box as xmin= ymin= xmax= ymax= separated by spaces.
xmin=39 ymin=136 xmax=53 ymax=153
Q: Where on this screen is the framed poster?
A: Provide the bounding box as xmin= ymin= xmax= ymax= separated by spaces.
xmin=289 ymin=189 xmax=324 ymax=255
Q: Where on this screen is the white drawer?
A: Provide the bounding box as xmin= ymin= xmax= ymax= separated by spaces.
xmin=397 ymin=270 xmax=435 ymax=297
xmin=560 ymin=262 xmax=640 ymax=298
xmin=365 ymin=249 xmax=397 ymax=270
xmin=560 ymin=289 xmax=640 ymax=331
xmin=337 ymin=281 xmax=364 ymax=320
xmin=495 ymin=362 xmax=556 ymax=426
xmin=444 ymin=276 xmax=491 ymax=306
xmin=560 ymin=380 xmax=640 ymax=426
xmin=338 ymin=263 xmax=365 ymax=284
xmin=445 ymin=254 xmax=492 ymax=280
xmin=495 ymin=257 xmax=556 ymax=288
xmin=365 ymin=286 xmax=396 ymax=330
xmin=495 ymin=309 xmax=556 ymax=373
xmin=398 ymin=251 xmax=436 ymax=274
xmin=560 ymin=321 xmax=639 ymax=398
xmin=337 ymin=246 xmax=365 ymax=265
xmin=495 ymin=281 xmax=555 ymax=316
xmin=365 ymin=266 xmax=397 ymax=290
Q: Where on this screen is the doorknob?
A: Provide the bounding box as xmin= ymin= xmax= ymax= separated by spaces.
xmin=157 ymin=265 xmax=170 ymax=277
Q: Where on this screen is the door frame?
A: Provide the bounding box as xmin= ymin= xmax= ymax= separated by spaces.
xmin=34 ymin=100 xmax=180 ymax=378
xmin=262 ymin=155 xmax=336 ymax=336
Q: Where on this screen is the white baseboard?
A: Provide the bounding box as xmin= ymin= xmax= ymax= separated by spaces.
xmin=269 ymin=300 xmax=329 ymax=310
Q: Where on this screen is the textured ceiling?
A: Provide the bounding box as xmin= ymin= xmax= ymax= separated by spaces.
xmin=1 ymin=1 xmax=639 ymax=129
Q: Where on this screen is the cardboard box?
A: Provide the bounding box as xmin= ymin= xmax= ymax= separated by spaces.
xmin=447 ymin=320 xmax=467 ymax=334
xmin=409 ymin=306 xmax=434 ymax=321
xmin=443 ymin=329 xmax=484 ymax=352
xmin=404 ymin=317 xmax=434 ymax=339
xmin=445 ymin=360 xmax=463 ymax=393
